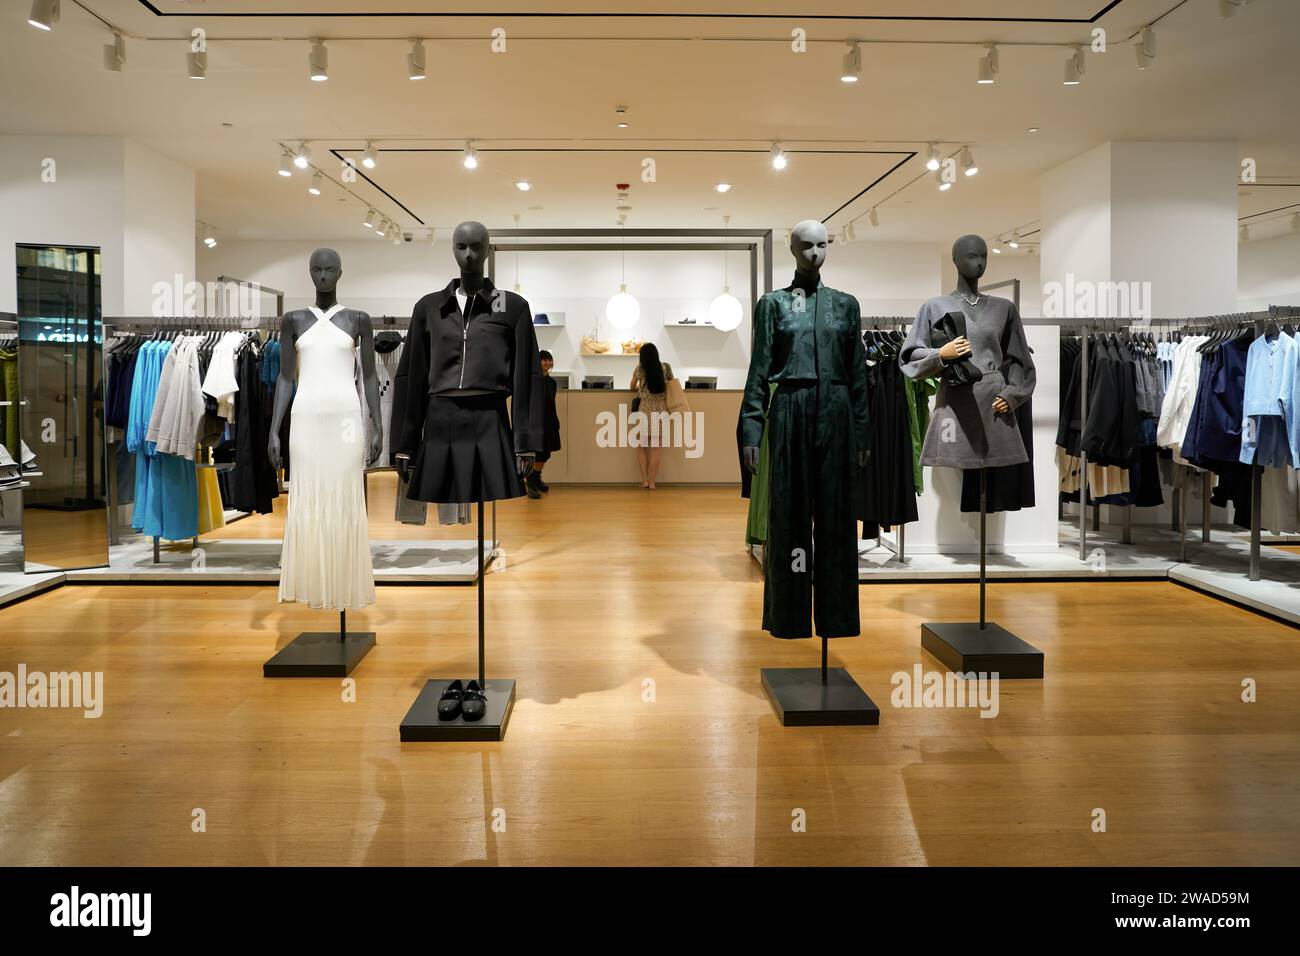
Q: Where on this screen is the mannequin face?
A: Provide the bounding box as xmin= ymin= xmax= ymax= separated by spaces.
xmin=789 ymin=220 xmax=828 ymax=275
xmin=952 ymin=234 xmax=988 ymax=282
xmin=452 ymin=221 xmax=490 ymax=276
xmin=309 ymin=248 xmax=342 ymax=294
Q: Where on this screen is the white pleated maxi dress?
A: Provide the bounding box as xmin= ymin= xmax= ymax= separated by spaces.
xmin=278 ymin=304 xmax=376 ymax=610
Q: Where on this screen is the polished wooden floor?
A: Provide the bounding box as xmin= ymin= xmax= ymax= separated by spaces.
xmin=1 ymin=477 xmax=1298 ymax=866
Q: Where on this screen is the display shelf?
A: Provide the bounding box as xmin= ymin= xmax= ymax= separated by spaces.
xmin=581 ymin=351 xmax=640 ymax=357
xmin=0 ymin=401 xmax=27 ymax=407
xmin=532 ymin=311 xmax=566 ymax=328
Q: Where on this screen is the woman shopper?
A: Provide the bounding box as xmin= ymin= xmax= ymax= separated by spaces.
xmin=628 ymin=342 xmax=674 ymax=490
xmin=526 ymin=349 xmax=562 ymax=498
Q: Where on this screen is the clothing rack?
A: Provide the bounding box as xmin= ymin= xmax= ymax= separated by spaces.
xmin=860 ymin=316 xmax=912 ymax=563
xmin=1066 ymin=305 xmax=1300 ymax=582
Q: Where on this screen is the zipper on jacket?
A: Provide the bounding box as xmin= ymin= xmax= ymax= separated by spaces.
xmin=460 ymin=317 xmax=468 ymax=387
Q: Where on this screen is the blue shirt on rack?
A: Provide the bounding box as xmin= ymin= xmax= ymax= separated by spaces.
xmin=1240 ymin=330 xmax=1297 ymax=468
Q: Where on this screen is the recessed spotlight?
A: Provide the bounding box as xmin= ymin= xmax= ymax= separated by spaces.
xmin=308 ymin=171 xmax=322 ymax=195
xmin=463 ymin=141 xmax=479 ymax=170
xmin=770 ymin=142 xmax=787 ymax=170
xmin=309 ymin=39 xmax=328 ymax=81
xmin=840 ymin=41 xmax=861 ymax=83
xmin=615 ymin=106 xmax=629 ymax=128
xmin=407 ymin=38 xmax=426 ymax=80
xmin=1027 ymin=127 xmax=1040 ymax=133
xmin=28 ymin=0 xmax=59 ymax=31
xmin=362 ymin=142 xmax=378 ymax=169
xmin=925 ymin=143 xmax=940 ymax=172
xmin=715 ymin=182 xmax=732 ymax=193
xmin=293 ymin=142 xmax=311 ymax=169
xmin=515 ymin=180 xmax=532 ymax=191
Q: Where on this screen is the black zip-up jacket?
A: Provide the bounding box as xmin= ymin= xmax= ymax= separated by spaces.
xmin=390 ymin=277 xmax=544 ymax=458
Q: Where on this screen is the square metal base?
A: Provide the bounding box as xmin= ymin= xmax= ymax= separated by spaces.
xmin=921 ymin=622 xmax=1043 ymax=679
xmin=262 ymin=631 xmax=376 ymax=678
xmin=400 ymin=678 xmax=516 ymax=742
xmin=761 ymin=667 xmax=880 ymax=727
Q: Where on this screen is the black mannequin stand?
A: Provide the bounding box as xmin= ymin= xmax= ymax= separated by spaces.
xmin=920 ymin=468 xmax=1043 ymax=679
xmin=761 ymin=631 xmax=880 ymax=727
xmin=263 ymin=610 xmax=376 ymax=678
xmin=400 ymin=490 xmax=516 ymax=742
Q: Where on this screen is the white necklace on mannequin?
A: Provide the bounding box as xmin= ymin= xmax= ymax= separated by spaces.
xmin=957 ymin=289 xmax=982 ymax=307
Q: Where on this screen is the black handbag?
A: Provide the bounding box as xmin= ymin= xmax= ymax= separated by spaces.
xmin=931 ymin=312 xmax=983 ymax=387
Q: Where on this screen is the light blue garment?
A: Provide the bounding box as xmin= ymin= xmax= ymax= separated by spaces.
xmin=1240 ymin=330 xmax=1297 ymax=468
xmin=128 ymin=341 xmax=169 ymax=531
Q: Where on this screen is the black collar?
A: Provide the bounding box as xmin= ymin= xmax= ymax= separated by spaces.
xmin=437 ymin=276 xmax=497 ymax=315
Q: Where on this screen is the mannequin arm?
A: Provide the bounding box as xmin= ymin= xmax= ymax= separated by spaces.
xmin=996 ymin=302 xmax=1036 ymax=411
xmin=267 ymin=313 xmax=297 ymax=470
xmin=355 ymin=311 xmax=384 ymax=466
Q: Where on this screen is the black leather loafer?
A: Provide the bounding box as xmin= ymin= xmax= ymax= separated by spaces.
xmin=462 ymin=680 xmax=488 ymax=722
xmin=437 ymin=679 xmax=464 ymax=721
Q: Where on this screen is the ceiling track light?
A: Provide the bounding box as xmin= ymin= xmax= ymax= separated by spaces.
xmin=1292 ymin=213 xmax=1300 ymax=233
xmin=1239 ymin=224 xmax=1250 ymax=243
xmin=277 ymin=151 xmax=293 ymax=177
xmin=463 ymin=141 xmax=479 ymax=169
xmin=770 ymin=142 xmax=787 ymax=170
xmin=293 ymin=142 xmax=311 ymax=169
xmin=1219 ymin=0 xmax=1252 ymax=18
xmin=362 ymin=142 xmax=378 ymax=169
xmin=308 ymin=38 xmax=328 ymax=81
xmin=104 ymin=32 xmax=126 ymax=72
xmin=363 ymin=208 xmax=377 ymax=229
xmin=1136 ymin=26 xmax=1157 ymax=70
xmin=1008 ymin=231 xmax=1020 ymax=249
xmin=614 ymin=105 xmax=630 ymax=129
xmin=28 ymin=0 xmax=59 ymax=31
xmin=375 ymin=219 xmax=388 ymax=238
xmin=869 ymin=207 xmax=879 ymax=228
xmin=991 ymin=239 xmax=1003 ymax=254
xmin=925 ymin=142 xmax=940 ymax=172
xmin=308 ymin=171 xmax=322 ymax=196
xmin=936 ymin=168 xmax=952 ymax=192
xmin=187 ymin=49 xmax=207 ymax=80
xmin=977 ymin=43 xmax=999 ymax=84
xmin=840 ymin=41 xmax=862 ymax=83
xmin=1064 ymin=46 xmax=1085 ymax=86
xmin=407 ymin=38 xmax=427 ymax=80
xmin=960 ymin=146 xmax=978 ymax=177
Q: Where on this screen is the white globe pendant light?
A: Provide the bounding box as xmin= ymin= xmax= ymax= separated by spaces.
xmin=605 ymin=223 xmax=640 ymax=329
xmin=708 ymin=217 xmax=744 ymax=332
xmin=606 ymin=285 xmax=640 ymax=329
xmin=709 ymin=288 xmax=743 ymax=332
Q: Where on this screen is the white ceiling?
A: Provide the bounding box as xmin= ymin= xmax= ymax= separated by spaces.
xmin=2 ymin=0 xmax=1297 ymax=244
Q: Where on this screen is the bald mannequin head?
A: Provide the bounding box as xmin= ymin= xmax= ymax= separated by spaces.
xmin=308 ymin=247 xmax=342 ymax=294
xmin=790 ymin=219 xmax=829 ymax=278
xmin=452 ymin=221 xmax=490 ymax=277
xmin=951 ymin=234 xmax=988 ymax=283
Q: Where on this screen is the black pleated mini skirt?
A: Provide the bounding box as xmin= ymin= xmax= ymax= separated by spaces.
xmin=406 ymin=392 xmax=524 ymax=504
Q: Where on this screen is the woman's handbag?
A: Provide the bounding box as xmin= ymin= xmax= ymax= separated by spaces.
xmin=665 ymin=377 xmax=690 ymax=414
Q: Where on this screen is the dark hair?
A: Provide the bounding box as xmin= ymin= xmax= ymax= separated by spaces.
xmin=538 ymin=349 xmax=553 ymax=362
xmin=639 ymin=342 xmax=666 ymax=394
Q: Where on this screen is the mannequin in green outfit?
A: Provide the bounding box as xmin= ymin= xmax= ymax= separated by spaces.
xmin=740 ymin=220 xmax=870 ymax=639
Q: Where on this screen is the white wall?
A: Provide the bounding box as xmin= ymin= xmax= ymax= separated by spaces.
xmin=0 ymin=135 xmax=126 ymax=314
xmin=0 ymin=135 xmax=195 ymax=318
xmin=122 ymin=139 xmax=196 ymax=317
xmin=1040 ymin=142 xmax=1113 ymax=307
xmin=1239 ymin=230 xmax=1300 ymax=311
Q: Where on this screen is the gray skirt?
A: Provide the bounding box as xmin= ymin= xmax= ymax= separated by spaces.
xmin=919 ymin=368 xmax=1029 ymax=469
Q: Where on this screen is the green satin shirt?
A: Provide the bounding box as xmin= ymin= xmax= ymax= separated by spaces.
xmin=740 ymin=281 xmax=871 ymax=449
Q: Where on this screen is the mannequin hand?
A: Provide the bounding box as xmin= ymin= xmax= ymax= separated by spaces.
xmin=517 ymin=453 xmax=535 ymax=478
xmin=395 ymin=453 xmax=411 ymax=483
xmin=743 ymin=445 xmax=760 ymax=474
xmin=939 ymin=337 xmax=971 ymax=361
xmin=267 ymin=435 xmax=281 ymax=472
xmin=992 ymin=396 xmax=1011 ymax=414
xmin=366 ymin=430 xmax=383 ymax=468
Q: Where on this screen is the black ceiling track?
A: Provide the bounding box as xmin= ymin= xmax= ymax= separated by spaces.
xmin=135 ymin=1 xmax=1127 ymax=24
xmin=331 ymin=146 xmax=914 ymax=229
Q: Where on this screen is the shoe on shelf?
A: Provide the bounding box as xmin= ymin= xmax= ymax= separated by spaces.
xmin=462 ymin=680 xmax=488 ymax=722
xmin=437 ymin=679 xmax=464 ymax=721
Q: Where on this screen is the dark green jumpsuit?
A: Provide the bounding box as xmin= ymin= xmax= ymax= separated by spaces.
xmin=740 ymin=280 xmax=870 ymax=639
